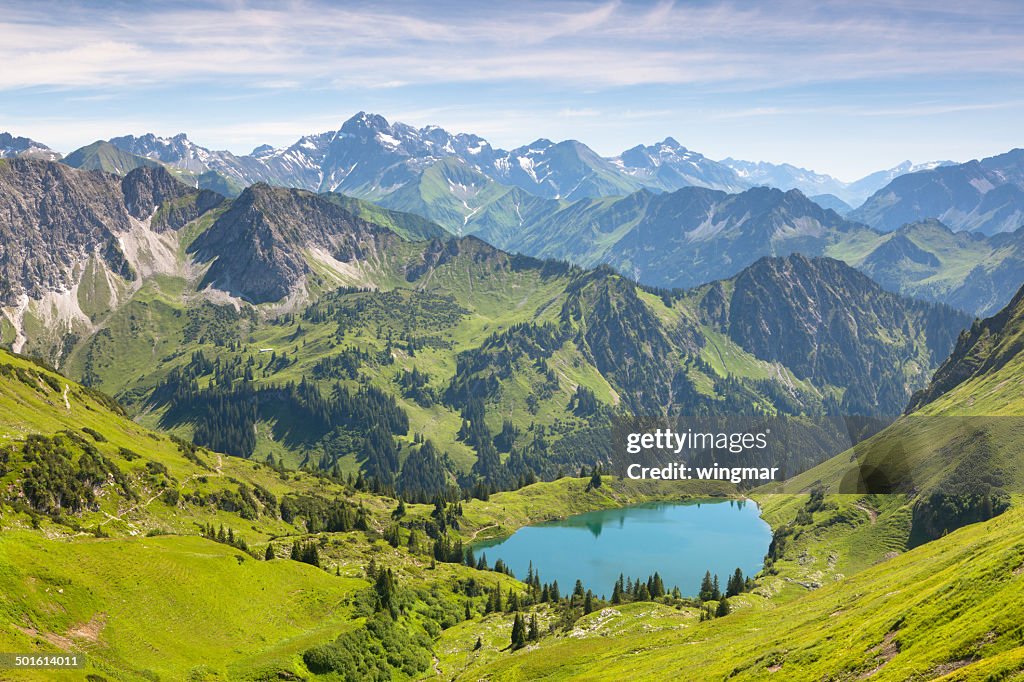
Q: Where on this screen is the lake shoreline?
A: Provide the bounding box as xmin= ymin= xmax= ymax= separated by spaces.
xmin=464 ymin=497 xmax=772 ymax=598
xmin=455 ymin=475 xmax=758 ymax=543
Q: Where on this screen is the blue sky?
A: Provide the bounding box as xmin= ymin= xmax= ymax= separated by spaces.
xmin=1 ymin=0 xmax=1022 ymax=179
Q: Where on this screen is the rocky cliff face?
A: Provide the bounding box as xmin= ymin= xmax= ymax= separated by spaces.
xmin=0 ymin=160 xmax=224 ymax=320
xmin=188 ymin=184 xmax=403 ymax=303
xmin=699 ymin=254 xmax=971 ymax=414
xmin=121 ymin=166 xmax=224 ymax=229
xmin=0 ymin=159 xmax=135 ymax=305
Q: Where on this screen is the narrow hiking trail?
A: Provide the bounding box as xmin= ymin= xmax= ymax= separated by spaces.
xmin=100 ymin=453 xmax=224 ymax=530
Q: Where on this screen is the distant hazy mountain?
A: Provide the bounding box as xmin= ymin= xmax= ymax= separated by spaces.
xmin=831 ymin=219 xmax=1024 ymax=316
xmin=0 ymin=132 xmax=61 ymax=161
xmin=720 ymin=158 xmax=954 ymax=207
xmin=844 ymin=160 xmax=954 ymax=205
xmin=848 ymin=150 xmax=1024 ymax=235
xmin=809 ymin=193 xmax=853 ymax=215
xmin=468 ymin=184 xmax=873 ymax=289
xmin=461 ymin=181 xmax=1024 ymax=316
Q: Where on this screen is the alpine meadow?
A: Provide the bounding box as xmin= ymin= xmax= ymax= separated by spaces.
xmin=2 ymin=1 xmax=1024 ymax=680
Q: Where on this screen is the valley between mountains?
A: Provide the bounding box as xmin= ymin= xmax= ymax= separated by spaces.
xmin=0 ymin=119 xmax=1023 ymax=681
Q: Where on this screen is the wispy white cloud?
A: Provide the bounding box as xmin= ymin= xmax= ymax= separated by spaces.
xmin=2 ymin=0 xmax=1022 ymax=179
xmin=1 ymin=0 xmax=1021 ymax=91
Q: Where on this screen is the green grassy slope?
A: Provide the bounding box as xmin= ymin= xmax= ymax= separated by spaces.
xmin=0 ymin=347 xmax=714 ymax=680
xmin=0 ymin=533 xmax=366 ymax=681
xmin=62 ymin=142 xmax=160 ymax=175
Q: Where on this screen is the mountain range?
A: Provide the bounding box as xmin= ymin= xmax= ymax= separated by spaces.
xmin=0 ymin=160 xmax=968 ymax=472
xmin=23 ymin=112 xmax=941 ymax=214
xmin=101 ymin=113 xmax=748 ymax=201
xmin=720 ymin=158 xmax=953 ymax=208
xmin=849 ymin=148 xmax=1024 ymax=235
xmin=422 ymin=178 xmax=1024 ymax=316
xmin=8 ymin=120 xmax=1024 ymax=317
xmin=0 ymin=132 xmax=61 ymax=161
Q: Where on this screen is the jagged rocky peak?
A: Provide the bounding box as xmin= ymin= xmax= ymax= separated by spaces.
xmin=120 ymin=165 xmax=195 ymax=219
xmin=718 ymin=254 xmax=971 ymax=413
xmin=188 ymin=183 xmax=401 ymax=304
xmin=0 ymin=132 xmax=61 ymax=161
xmin=250 ymin=143 xmax=277 ymax=157
xmin=340 ymin=111 xmax=393 ymax=136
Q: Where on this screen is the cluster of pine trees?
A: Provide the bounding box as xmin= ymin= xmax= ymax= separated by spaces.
xmin=157 ymin=346 xmax=410 ymax=460
xmin=610 ymin=572 xmax=675 ymax=604
xmin=289 ymin=539 xmax=321 ymax=567
xmin=510 ymin=612 xmax=541 ymax=650
xmin=200 ymin=522 xmax=249 ymax=553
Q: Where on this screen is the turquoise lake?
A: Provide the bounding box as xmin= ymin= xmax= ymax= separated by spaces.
xmin=471 ymin=499 xmax=771 ymax=597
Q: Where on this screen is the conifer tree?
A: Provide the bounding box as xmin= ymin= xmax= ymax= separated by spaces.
xmin=264 ymin=544 xmax=274 ymax=561
xmin=507 ymin=589 xmax=519 ymax=612
xmin=637 ymin=583 xmax=651 ymax=601
xmin=699 ymin=570 xmax=714 ymax=602
xmin=611 ymin=574 xmax=624 ymax=604
xmin=511 ymin=613 xmax=526 ymax=650
xmin=727 ymin=568 xmax=745 ymax=597
xmin=374 ymin=568 xmax=397 ymax=616
xmin=529 ymin=613 xmax=540 ymax=641
xmin=716 ymin=597 xmax=731 ymax=617
xmin=651 ymin=572 xmax=665 ymax=598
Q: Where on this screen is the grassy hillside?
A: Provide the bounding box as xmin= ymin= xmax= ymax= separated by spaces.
xmin=0 ymin=348 xmax=714 ymax=680
xmin=62 ymin=141 xmax=160 ymax=175
xmin=0 ymin=533 xmax=366 ymax=680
